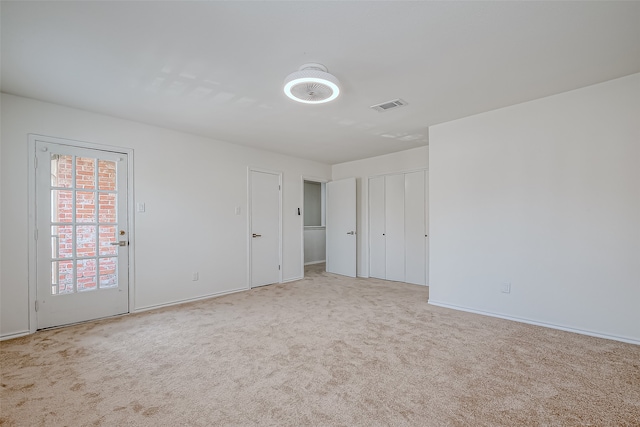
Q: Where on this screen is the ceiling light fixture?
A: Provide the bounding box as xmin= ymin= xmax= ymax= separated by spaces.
xmin=283 ymin=63 xmax=340 ymax=104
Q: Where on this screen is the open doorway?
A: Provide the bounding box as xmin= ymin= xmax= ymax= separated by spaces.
xmin=302 ymin=179 xmax=326 ymax=276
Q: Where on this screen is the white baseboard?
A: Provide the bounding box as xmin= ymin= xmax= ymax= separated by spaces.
xmin=282 ymin=276 xmax=303 ymax=283
xmin=304 ymin=260 xmax=326 ymax=266
xmin=428 ymin=300 xmax=639 ymax=346
xmin=134 ymin=287 xmax=249 ymax=313
xmin=0 ymin=330 xmax=31 ymax=341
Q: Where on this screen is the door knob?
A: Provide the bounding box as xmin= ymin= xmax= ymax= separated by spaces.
xmin=252 ymin=233 xmax=262 ymax=238
xmin=110 ymin=241 xmax=128 ymax=246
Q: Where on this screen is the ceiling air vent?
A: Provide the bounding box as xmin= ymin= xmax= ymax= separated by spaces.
xmin=370 ymin=98 xmax=408 ymax=112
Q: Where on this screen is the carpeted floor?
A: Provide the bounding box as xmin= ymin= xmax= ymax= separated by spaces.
xmin=1 ymin=264 xmax=639 ymax=426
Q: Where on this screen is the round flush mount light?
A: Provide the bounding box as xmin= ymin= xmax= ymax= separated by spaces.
xmin=283 ymin=63 xmax=340 ymax=104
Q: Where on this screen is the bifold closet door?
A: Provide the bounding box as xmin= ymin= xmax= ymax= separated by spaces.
xmin=369 ymin=176 xmax=386 ymax=279
xmin=385 ymin=174 xmax=405 ymax=281
xmin=405 ymin=170 xmax=426 ymax=285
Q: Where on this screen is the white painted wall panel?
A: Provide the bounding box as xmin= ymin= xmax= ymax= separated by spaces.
xmin=304 ymin=228 xmax=326 ymax=264
xmin=303 ymin=181 xmax=322 ymax=226
xmin=0 ymin=94 xmax=331 ymax=337
xmin=429 ymin=73 xmax=640 ymax=343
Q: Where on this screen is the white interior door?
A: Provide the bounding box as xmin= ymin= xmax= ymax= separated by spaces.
xmin=385 ymin=174 xmax=405 ymax=281
xmin=425 ymin=172 xmax=429 ymax=285
xmin=405 ymin=170 xmax=426 ymax=285
xmin=35 ymin=140 xmax=129 ymax=329
xmin=250 ymin=170 xmax=281 ymax=287
xmin=326 ymin=177 xmax=356 ymax=277
xmin=369 ymin=176 xmax=386 ymax=279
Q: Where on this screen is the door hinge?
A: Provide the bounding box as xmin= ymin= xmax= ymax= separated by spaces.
xmin=34 ymin=156 xmax=38 ymax=169
xmin=34 ymin=228 xmax=38 ymax=240
xmin=279 ymin=265 xmax=281 ymax=270
xmin=279 ymin=185 xmax=281 ymax=191
xmin=35 ymin=300 xmax=39 ymax=312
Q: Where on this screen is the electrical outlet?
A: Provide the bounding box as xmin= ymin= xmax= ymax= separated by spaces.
xmin=192 ymin=272 xmax=199 ymax=281
xmin=501 ymin=282 xmax=511 ymax=293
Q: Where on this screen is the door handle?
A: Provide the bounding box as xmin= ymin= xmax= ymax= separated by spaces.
xmin=347 ymin=231 xmax=355 ymax=235
xmin=252 ymin=233 xmax=262 ymax=238
xmin=110 ymin=241 xmax=128 ymax=246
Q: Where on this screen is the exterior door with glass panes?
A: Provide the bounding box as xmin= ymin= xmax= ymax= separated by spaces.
xmin=35 ymin=140 xmax=129 ymax=329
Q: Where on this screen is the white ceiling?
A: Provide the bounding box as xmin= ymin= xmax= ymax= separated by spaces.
xmin=2 ymin=1 xmax=639 ymax=164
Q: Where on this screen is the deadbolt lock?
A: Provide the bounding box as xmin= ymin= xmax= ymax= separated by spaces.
xmin=119 ymin=230 xmax=126 ymax=236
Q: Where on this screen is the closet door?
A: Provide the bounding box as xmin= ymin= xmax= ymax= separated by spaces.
xmin=425 ymin=173 xmax=429 ymax=285
xmin=405 ymin=170 xmax=426 ymax=285
xmin=369 ymin=176 xmax=386 ymax=279
xmin=385 ymin=174 xmax=405 ymax=281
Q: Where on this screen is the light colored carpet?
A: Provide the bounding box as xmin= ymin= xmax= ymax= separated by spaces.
xmin=1 ymin=264 xmax=639 ymax=426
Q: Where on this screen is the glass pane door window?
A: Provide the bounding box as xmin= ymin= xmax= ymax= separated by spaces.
xmin=49 ymin=155 xmax=120 ymax=294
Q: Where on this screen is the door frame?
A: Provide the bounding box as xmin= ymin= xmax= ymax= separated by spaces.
xmin=27 ymin=134 xmax=135 ymax=333
xmin=300 ymin=175 xmax=328 ymax=278
xmin=247 ymin=167 xmax=283 ymax=288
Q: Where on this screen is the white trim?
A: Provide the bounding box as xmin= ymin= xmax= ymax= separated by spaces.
xmin=0 ymin=330 xmax=31 ymax=342
xmin=300 ymin=175 xmax=328 ymax=279
xmin=282 ymin=276 xmax=303 ymax=283
xmin=127 ymin=147 xmax=136 ymax=314
xmin=27 ymin=134 xmax=135 ymax=333
xmin=134 ymin=287 xmax=249 ymax=313
xmin=28 ymin=138 xmax=37 ymax=333
xmin=8 ymin=287 xmax=247 ymax=340
xmin=247 ymin=167 xmax=283 ymax=288
xmin=428 ymin=300 xmax=640 ymax=346
xmin=304 ymin=260 xmax=326 ymax=266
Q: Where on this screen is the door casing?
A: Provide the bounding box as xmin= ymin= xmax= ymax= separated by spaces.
xmin=28 ymin=134 xmax=135 ymax=333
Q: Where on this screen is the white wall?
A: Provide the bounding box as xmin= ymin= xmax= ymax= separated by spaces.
xmin=429 ymin=73 xmax=640 ymax=343
xmin=332 ymin=146 xmax=428 ymax=277
xmin=303 ymin=181 xmax=322 ymax=226
xmin=303 ymin=228 xmax=326 ymax=264
xmin=0 ymin=94 xmax=331 ymax=338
